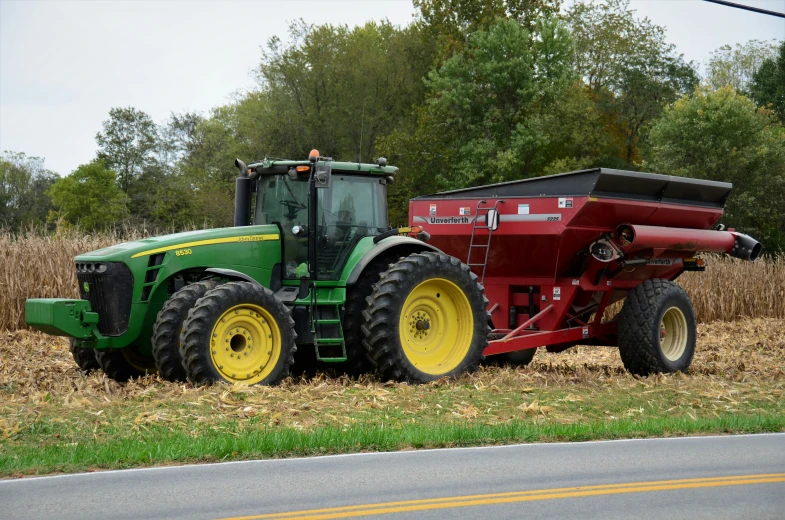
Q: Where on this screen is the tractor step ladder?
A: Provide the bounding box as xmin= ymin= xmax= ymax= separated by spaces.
xmin=467 ymin=199 xmax=504 ymax=284
xmin=312 ymin=304 xmax=347 ymax=362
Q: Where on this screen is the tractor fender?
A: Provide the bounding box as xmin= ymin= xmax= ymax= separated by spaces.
xmin=204 ymin=268 xmax=262 ymax=287
xmin=346 ymin=236 xmax=440 ymax=285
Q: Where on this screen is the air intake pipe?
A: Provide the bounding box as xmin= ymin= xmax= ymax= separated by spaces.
xmin=614 ymin=224 xmax=761 ymax=261
xmin=234 ymin=158 xmax=251 ymax=227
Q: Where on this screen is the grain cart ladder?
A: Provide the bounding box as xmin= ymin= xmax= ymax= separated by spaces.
xmin=467 ymin=199 xmax=504 ymax=284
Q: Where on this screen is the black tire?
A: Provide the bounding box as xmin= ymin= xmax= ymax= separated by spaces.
xmin=483 ymin=333 xmax=537 ymax=367
xmin=151 ymin=280 xmax=219 ymax=382
xmin=618 ymin=279 xmax=696 ymax=376
xmin=69 ymin=339 xmax=100 ymax=373
xmin=95 ymin=345 xmax=157 ymax=383
xmin=180 ymin=281 xmax=296 ymax=386
xmin=495 ymin=349 xmax=537 ymax=367
xmin=361 ymin=252 xmax=490 ymax=383
xmin=341 ymin=253 xmax=400 ymax=376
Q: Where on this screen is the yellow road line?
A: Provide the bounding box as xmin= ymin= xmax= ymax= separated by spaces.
xmin=130 ymin=234 xmax=279 ymax=258
xmin=219 ymin=473 xmax=785 ymax=520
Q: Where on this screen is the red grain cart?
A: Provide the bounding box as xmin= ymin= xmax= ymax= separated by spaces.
xmin=409 ymin=168 xmax=761 ymax=375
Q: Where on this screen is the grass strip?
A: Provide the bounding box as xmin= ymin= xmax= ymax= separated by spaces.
xmin=2 ymin=413 xmax=783 ymax=477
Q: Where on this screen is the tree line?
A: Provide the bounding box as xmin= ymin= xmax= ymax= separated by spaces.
xmin=2 ymin=0 xmax=784 ymax=250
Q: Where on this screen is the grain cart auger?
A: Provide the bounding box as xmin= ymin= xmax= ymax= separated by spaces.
xmin=408 ymin=168 xmax=761 ymax=376
xmin=25 ymin=150 xmax=488 ymax=385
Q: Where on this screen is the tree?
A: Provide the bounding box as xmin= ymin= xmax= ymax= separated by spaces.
xmin=429 ymin=17 xmax=572 ymax=183
xmin=705 ymin=40 xmax=779 ymax=93
xmin=48 ymin=159 xmax=128 ymax=231
xmin=96 ymin=107 xmax=159 ymax=192
xmin=749 ymin=41 xmax=785 ymax=123
xmin=566 ymin=0 xmax=697 ymax=166
xmin=648 ymin=87 xmax=785 ymax=251
xmin=0 ymin=152 xmax=57 ymax=229
xmin=157 ymin=112 xmax=204 ymax=170
xmin=413 ymin=0 xmax=561 ymax=59
xmin=255 ymin=20 xmax=434 ymax=162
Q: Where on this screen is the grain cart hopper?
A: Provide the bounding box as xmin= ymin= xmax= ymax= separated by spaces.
xmin=409 ymin=168 xmax=761 ymax=375
xmin=26 ymin=151 xmax=484 ymax=385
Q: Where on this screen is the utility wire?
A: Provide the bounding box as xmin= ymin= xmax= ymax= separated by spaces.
xmin=703 ymin=0 xmax=785 ymax=19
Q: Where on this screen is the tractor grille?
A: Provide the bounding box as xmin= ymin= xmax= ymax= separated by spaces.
xmin=75 ymin=262 xmax=134 ymax=336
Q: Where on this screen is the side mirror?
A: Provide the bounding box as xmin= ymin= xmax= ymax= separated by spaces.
xmin=314 ymin=163 xmax=332 ymax=189
xmin=485 ymin=209 xmax=500 ymax=231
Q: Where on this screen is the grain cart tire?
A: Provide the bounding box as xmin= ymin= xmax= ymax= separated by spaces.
xmin=484 ymin=334 xmax=537 ymax=366
xmin=362 ymin=252 xmax=490 ymax=383
xmin=151 ymin=279 xmax=220 ymax=382
xmin=342 ymin=254 xmax=400 ymax=376
xmin=618 ymin=279 xmax=696 ymax=376
xmin=69 ymin=339 xmax=100 ymax=373
xmin=180 ymin=282 xmax=296 ymax=386
xmin=498 ymin=349 xmax=537 ymax=367
xmin=95 ymin=345 xmax=157 ymax=383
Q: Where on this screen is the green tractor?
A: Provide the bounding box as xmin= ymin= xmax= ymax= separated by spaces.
xmin=25 ymin=150 xmax=490 ymax=385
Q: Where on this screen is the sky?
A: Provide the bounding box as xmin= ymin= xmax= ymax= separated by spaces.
xmin=1 ymin=0 xmax=784 ymax=176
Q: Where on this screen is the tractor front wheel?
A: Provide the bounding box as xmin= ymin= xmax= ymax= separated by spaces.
xmin=617 ymin=279 xmax=696 ymax=376
xmin=180 ymin=282 xmax=296 ymax=386
xmin=362 ymin=252 xmax=489 ymax=383
xmin=151 ymin=279 xmax=219 ymax=382
xmin=69 ymin=339 xmax=100 ymax=373
xmin=95 ymin=345 xmax=157 ymax=383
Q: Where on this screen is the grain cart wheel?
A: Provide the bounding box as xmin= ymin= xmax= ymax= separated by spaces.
xmin=69 ymin=338 xmax=100 ymax=373
xmin=362 ymin=252 xmax=490 ymax=383
xmin=180 ymin=282 xmax=296 ymax=386
xmin=151 ymin=279 xmax=220 ymax=382
xmin=484 ymin=334 xmax=537 ymax=367
xmin=95 ymin=345 xmax=157 ymax=383
xmin=617 ymin=279 xmax=696 ymax=376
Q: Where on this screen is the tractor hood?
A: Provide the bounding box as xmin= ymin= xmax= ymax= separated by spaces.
xmin=75 ymin=225 xmax=281 ymax=262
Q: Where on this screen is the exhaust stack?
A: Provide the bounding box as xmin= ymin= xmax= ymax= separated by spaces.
xmin=234 ymin=159 xmax=251 ymax=227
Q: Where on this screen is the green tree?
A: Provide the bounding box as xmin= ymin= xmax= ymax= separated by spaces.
xmin=0 ymin=152 xmax=57 ymax=229
xmin=648 ymin=87 xmax=785 ymax=251
xmin=96 ymin=107 xmax=159 ymax=192
xmin=749 ymin=41 xmax=785 ymax=123
xmin=566 ymin=0 xmax=697 ymax=166
xmin=413 ymin=0 xmax=561 ymax=58
xmin=48 ymin=159 xmax=128 ymax=231
xmin=411 ymin=17 xmax=573 ymax=188
xmin=705 ymin=40 xmax=779 ymax=93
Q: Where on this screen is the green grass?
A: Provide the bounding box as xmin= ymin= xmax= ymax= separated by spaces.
xmin=2 ymin=412 xmax=783 ymax=477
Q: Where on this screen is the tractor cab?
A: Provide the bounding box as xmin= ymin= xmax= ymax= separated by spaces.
xmin=245 ymin=152 xmax=397 ymax=281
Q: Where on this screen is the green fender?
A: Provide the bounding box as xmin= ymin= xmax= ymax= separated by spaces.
xmin=344 ymin=236 xmax=440 ymax=285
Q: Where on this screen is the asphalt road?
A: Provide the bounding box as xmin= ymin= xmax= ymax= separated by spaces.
xmin=1 ymin=433 xmax=784 ymax=520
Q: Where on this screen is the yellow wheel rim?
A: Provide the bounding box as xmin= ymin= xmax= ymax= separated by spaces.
xmin=121 ymin=347 xmax=156 ymax=373
xmin=210 ymin=304 xmax=281 ymax=385
xmin=660 ymin=306 xmax=688 ymax=361
xmin=398 ymin=278 xmax=474 ymax=376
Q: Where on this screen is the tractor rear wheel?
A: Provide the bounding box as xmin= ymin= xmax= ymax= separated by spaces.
xmin=618 ymin=279 xmax=696 ymax=376
xmin=95 ymin=345 xmax=157 ymax=383
xmin=341 ymin=253 xmax=400 ymax=376
xmin=180 ymin=282 xmax=296 ymax=386
xmin=69 ymin=339 xmax=100 ymax=373
xmin=361 ymin=252 xmax=489 ymax=383
xmin=151 ymin=279 xmax=219 ymax=382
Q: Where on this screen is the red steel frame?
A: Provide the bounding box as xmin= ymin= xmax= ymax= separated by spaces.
xmin=409 ymin=193 xmax=726 ymax=357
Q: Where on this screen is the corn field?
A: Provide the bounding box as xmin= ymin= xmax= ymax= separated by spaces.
xmin=1 ymin=231 xmax=783 ymax=331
